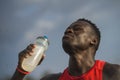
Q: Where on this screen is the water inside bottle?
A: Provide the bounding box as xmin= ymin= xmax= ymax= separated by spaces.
xmin=22 ymin=46 xmax=44 ymax=72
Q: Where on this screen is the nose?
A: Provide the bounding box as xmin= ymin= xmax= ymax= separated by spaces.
xmin=65 ymin=28 xmax=74 ymax=34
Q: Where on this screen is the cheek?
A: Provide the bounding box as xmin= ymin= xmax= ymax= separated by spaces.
xmin=78 ymin=34 xmax=91 ymax=45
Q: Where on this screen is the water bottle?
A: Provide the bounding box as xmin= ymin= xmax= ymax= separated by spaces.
xmin=21 ymin=36 xmax=49 ymax=72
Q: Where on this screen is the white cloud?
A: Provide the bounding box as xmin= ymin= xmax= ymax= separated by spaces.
xmin=35 ymin=19 xmax=55 ymax=30
xmin=25 ymin=19 xmax=55 ymax=40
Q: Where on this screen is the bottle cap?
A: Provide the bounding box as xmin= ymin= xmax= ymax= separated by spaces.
xmin=43 ymin=36 xmax=48 ymax=39
xmin=44 ymin=36 xmax=49 ymax=45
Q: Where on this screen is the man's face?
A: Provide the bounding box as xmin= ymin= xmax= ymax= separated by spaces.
xmin=62 ymin=21 xmax=94 ymax=54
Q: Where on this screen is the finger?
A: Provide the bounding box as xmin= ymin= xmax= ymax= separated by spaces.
xmin=24 ymin=52 xmax=30 ymax=58
xmin=18 ymin=48 xmax=34 ymax=69
xmin=23 ymin=49 xmax=32 ymax=57
xmin=19 ymin=50 xmax=26 ymax=58
xmin=26 ymin=44 xmax=35 ymax=53
xmin=19 ymin=49 xmax=30 ymax=59
xmin=18 ymin=50 xmax=25 ymax=65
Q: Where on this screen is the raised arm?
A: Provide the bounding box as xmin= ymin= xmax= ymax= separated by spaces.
xmin=11 ymin=69 xmax=26 ymax=80
xmin=11 ymin=44 xmax=45 ymax=80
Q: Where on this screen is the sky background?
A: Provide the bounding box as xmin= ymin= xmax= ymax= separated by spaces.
xmin=0 ymin=0 xmax=120 ymax=80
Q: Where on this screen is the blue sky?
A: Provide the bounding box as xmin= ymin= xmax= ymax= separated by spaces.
xmin=0 ymin=0 xmax=120 ymax=79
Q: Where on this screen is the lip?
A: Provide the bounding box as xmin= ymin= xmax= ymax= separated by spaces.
xmin=63 ymin=33 xmax=74 ymax=40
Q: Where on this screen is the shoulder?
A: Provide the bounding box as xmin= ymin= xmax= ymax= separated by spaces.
xmin=103 ymin=62 xmax=120 ymax=80
xmin=40 ymin=73 xmax=62 ymax=80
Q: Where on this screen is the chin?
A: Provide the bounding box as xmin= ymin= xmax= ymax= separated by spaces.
xmin=62 ymin=41 xmax=75 ymax=55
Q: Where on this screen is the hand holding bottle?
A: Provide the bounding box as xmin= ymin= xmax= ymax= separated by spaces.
xmin=17 ymin=36 xmax=49 ymax=74
xmin=18 ymin=44 xmax=45 ymax=70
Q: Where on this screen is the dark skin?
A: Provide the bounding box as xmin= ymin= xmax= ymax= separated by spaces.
xmin=11 ymin=20 xmax=120 ymax=80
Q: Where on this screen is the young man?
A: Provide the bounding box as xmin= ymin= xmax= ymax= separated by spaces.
xmin=11 ymin=19 xmax=120 ymax=80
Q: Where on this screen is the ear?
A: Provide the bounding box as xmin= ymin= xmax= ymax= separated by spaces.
xmin=90 ymin=38 xmax=97 ymax=46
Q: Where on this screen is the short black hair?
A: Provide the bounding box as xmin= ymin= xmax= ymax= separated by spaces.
xmin=77 ymin=18 xmax=101 ymax=50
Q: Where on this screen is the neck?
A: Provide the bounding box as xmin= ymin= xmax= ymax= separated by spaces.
xmin=68 ymin=49 xmax=95 ymax=76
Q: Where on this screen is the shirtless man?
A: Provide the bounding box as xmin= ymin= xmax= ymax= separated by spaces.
xmin=11 ymin=18 xmax=120 ymax=80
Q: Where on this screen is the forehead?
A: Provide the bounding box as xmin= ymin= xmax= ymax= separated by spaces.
xmin=69 ymin=21 xmax=92 ymax=29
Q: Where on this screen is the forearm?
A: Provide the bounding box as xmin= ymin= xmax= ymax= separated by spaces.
xmin=11 ymin=69 xmax=26 ymax=80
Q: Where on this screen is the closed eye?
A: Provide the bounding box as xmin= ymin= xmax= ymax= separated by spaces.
xmin=74 ymin=26 xmax=83 ymax=31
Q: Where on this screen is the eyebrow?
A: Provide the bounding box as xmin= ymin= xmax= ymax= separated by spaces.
xmin=72 ymin=23 xmax=84 ymax=28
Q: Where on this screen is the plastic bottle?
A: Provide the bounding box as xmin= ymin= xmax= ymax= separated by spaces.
xmin=22 ymin=36 xmax=49 ymax=72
